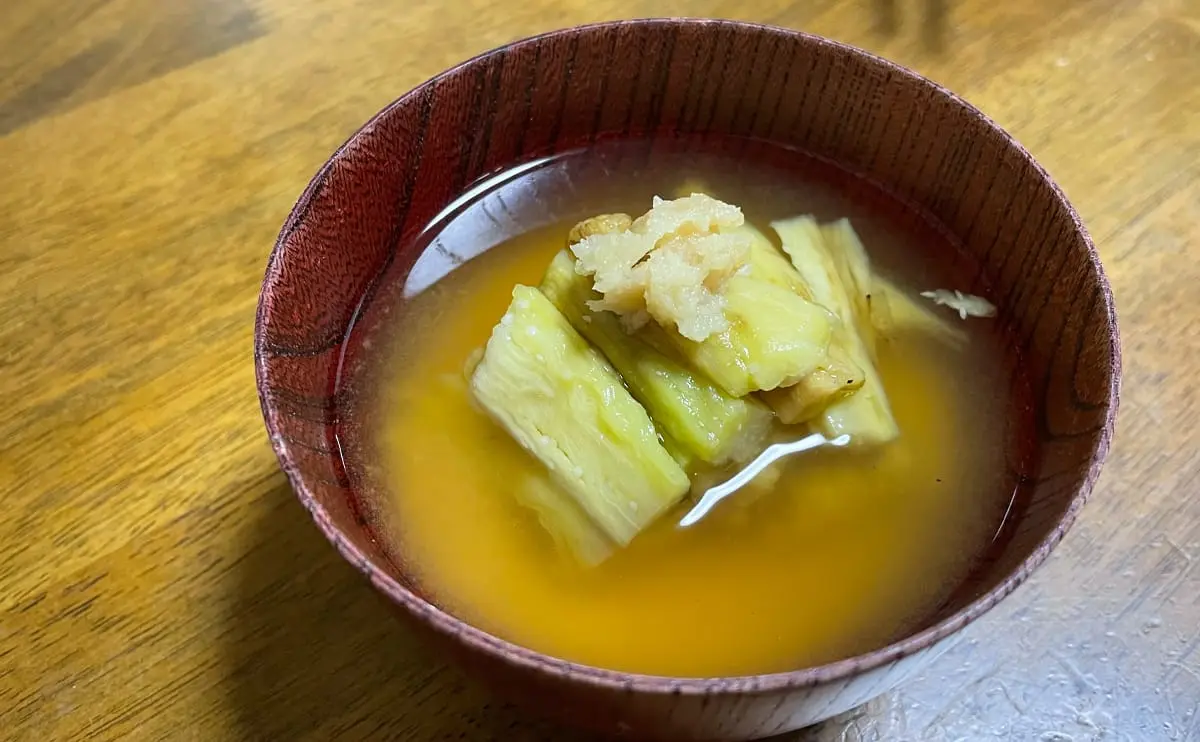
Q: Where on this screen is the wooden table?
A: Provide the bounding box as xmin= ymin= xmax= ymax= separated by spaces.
xmin=1 ymin=1 xmax=1196 ymax=740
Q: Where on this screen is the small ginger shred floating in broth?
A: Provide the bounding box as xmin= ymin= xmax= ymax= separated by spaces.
xmin=920 ymin=289 xmax=997 ymax=319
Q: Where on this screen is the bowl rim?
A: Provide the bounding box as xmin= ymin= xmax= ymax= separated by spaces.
xmin=255 ymin=17 xmax=1122 ymax=695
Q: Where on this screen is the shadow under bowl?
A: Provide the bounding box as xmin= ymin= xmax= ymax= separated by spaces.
xmin=254 ymin=18 xmax=1120 ymax=742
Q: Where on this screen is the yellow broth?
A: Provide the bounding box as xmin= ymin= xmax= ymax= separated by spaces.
xmin=348 ymin=143 xmax=1031 ymax=677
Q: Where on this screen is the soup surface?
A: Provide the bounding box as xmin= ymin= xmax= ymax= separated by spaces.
xmin=343 ymin=139 xmax=1034 ymax=677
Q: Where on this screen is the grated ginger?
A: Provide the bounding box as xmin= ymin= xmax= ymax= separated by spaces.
xmin=569 ymin=194 xmax=751 ymax=341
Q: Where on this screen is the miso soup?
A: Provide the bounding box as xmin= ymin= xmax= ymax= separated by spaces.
xmin=340 ymin=138 xmax=1037 ymax=678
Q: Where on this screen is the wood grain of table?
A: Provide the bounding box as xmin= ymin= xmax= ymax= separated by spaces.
xmin=1 ymin=1 xmax=1196 ymax=740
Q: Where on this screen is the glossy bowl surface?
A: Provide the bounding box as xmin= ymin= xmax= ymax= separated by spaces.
xmin=254 ymin=18 xmax=1120 ymax=741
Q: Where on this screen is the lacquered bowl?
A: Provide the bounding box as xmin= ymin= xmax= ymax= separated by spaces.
xmin=254 ymin=18 xmax=1120 ymax=741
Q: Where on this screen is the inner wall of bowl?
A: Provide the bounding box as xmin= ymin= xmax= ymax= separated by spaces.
xmin=258 ymin=21 xmax=1116 ymax=616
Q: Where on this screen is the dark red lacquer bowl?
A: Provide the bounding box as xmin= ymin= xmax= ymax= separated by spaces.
xmin=254 ymin=19 xmax=1120 ymax=741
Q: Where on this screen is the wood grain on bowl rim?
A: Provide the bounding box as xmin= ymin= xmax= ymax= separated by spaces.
xmin=254 ymin=17 xmax=1120 ymax=738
